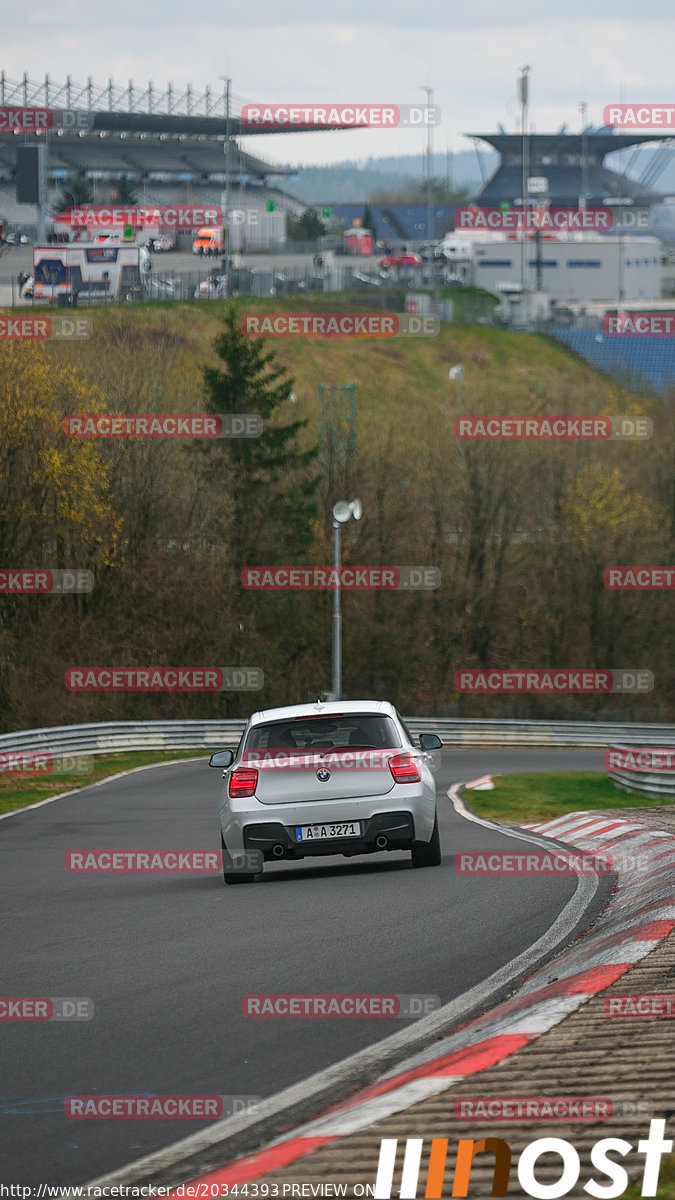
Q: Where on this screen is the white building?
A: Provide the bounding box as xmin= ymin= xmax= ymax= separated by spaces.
xmin=471 ymin=236 xmax=662 ymax=303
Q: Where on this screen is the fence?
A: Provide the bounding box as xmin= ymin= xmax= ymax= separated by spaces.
xmin=10 ymin=266 xmax=413 ymax=307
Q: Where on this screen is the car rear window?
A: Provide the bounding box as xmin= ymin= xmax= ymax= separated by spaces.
xmin=395 ymin=711 xmax=416 ymax=746
xmin=245 ymin=714 xmax=402 ymax=754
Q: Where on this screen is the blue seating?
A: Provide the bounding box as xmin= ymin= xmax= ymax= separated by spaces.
xmin=328 ymin=203 xmax=458 ymax=242
xmin=550 ymin=329 xmax=675 ymax=395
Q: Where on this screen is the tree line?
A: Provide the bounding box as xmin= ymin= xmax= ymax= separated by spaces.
xmin=0 ymin=304 xmax=672 ymax=732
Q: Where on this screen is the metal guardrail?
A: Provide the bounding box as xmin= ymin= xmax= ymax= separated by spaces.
xmin=0 ymin=720 xmax=247 ymax=758
xmin=407 ymin=719 xmax=675 ymax=749
xmin=1 ymin=718 xmax=674 ymax=757
xmin=606 ymin=744 xmax=675 ymax=800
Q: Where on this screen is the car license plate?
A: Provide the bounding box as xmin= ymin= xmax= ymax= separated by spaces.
xmin=296 ymin=822 xmax=361 ymax=841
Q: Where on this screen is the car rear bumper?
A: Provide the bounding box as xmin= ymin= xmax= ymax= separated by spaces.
xmin=218 ymin=777 xmax=437 ymax=855
xmin=242 ymin=810 xmax=416 ymax=860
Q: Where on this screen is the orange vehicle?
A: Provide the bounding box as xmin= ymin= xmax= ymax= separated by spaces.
xmin=192 ymin=227 xmax=224 ymax=256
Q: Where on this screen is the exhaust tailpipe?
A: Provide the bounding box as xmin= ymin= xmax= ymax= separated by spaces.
xmin=375 ymin=835 xmax=388 ymax=849
xmin=272 ymin=844 xmax=285 ymax=857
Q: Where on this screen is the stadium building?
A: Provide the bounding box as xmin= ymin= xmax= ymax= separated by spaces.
xmin=325 ymin=124 xmax=675 ymax=247
xmin=3 ymin=73 xmax=674 ymax=252
xmin=442 ymin=125 xmax=674 ymax=308
xmin=469 ymin=126 xmax=673 ymax=209
xmin=0 ymin=72 xmax=320 ymax=248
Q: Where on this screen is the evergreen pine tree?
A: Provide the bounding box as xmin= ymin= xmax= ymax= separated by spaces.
xmin=200 ymin=303 xmax=319 ymax=572
xmin=55 ymin=171 xmax=93 ymax=211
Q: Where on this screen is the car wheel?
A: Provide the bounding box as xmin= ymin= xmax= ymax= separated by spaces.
xmin=221 ymin=833 xmax=257 ymax=885
xmin=223 ymin=871 xmax=255 ymax=885
xmin=411 ymin=813 xmax=441 ymax=868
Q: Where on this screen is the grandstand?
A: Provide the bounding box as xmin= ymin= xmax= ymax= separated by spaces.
xmin=550 ymin=328 xmax=675 ymax=396
xmin=5 ymin=72 xmax=675 ymax=251
xmin=327 ymin=203 xmax=458 ymax=245
xmin=0 ymin=71 xmax=319 ymax=241
xmin=469 ymin=127 xmax=674 ymax=209
xmin=0 ymin=185 xmax=42 ymax=229
xmin=325 ymin=128 xmax=675 ymax=244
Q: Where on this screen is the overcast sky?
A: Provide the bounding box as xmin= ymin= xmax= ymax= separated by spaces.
xmin=4 ymin=0 xmax=675 ymax=167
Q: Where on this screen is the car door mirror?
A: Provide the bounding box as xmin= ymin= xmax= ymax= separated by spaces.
xmin=419 ymin=733 xmax=442 ymax=751
xmin=209 ymin=749 xmax=234 ymax=768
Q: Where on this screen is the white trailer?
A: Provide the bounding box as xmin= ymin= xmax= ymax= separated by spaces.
xmin=32 ymin=243 xmax=151 ymax=304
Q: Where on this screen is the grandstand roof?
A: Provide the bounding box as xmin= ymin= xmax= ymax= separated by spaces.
xmin=0 ymin=72 xmax=353 ymax=137
xmin=469 ymin=129 xmax=674 ymax=207
xmin=469 ymin=130 xmax=673 ymax=157
xmin=0 ymin=72 xmax=348 ymax=190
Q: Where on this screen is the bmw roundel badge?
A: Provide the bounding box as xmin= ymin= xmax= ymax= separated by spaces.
xmin=316 ymin=768 xmax=331 ymax=782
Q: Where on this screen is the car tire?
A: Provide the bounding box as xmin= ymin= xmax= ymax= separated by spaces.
xmin=411 ymin=813 xmax=441 ymax=868
xmin=223 ymin=871 xmax=255 ymax=885
xmin=221 ymin=833 xmax=257 ymax=885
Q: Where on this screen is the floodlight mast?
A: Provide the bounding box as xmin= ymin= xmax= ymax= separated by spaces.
xmin=219 ymin=75 xmax=232 ymax=290
xmin=519 ymin=65 xmax=531 ymax=297
xmin=331 ymin=500 xmax=362 ymax=700
xmin=422 ymin=86 xmax=433 ymax=284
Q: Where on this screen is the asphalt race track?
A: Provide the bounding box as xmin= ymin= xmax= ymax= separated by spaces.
xmin=0 ymin=749 xmax=611 ymax=1185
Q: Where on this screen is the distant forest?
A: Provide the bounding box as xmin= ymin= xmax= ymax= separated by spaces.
xmin=280 ymin=145 xmax=675 ymax=205
xmin=282 ymin=151 xmax=491 ymax=204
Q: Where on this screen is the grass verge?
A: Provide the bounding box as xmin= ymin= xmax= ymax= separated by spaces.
xmin=463 ymin=771 xmax=667 ymax=825
xmin=0 ymin=749 xmax=216 ymax=816
xmin=622 ymin=1156 xmax=675 ymax=1198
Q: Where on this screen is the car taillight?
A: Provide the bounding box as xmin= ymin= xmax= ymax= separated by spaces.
xmin=229 ymin=768 xmax=258 ymax=798
xmin=388 ymin=753 xmax=421 ymax=784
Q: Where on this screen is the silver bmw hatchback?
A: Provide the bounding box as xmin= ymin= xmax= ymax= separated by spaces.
xmin=209 ymin=700 xmax=442 ymax=884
